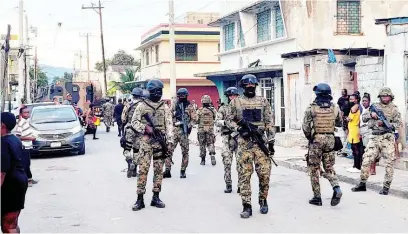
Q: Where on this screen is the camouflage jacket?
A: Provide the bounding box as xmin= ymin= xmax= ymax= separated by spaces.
xmin=362 ymin=102 xmax=401 ymax=134
xmin=302 ymin=102 xmax=342 ymax=139
xmin=102 ymin=102 xmax=114 ymax=116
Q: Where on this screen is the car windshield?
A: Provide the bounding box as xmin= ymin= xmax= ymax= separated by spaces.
xmin=27 ymin=103 xmax=54 ymax=113
xmin=31 ymin=107 xmax=77 ymax=124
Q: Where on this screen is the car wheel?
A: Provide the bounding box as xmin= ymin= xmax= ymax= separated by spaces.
xmin=78 ymin=142 xmax=86 ymax=155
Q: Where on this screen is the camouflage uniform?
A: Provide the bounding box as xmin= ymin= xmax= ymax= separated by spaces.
xmin=102 ymin=101 xmax=114 ymax=128
xmin=196 ymin=95 xmax=217 ymax=166
xmin=226 ymin=96 xmax=274 ymax=210
xmin=352 ymin=87 xmax=401 ymax=194
xmin=216 ymin=104 xmax=239 ymax=191
xmin=165 ymin=100 xmax=196 ymax=175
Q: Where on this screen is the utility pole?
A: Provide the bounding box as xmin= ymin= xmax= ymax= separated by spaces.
xmin=82 ymin=1 xmax=107 ymax=95
xmin=80 ymin=33 xmax=91 ymax=81
xmin=1 ymin=25 xmax=11 ymax=112
xmin=34 ymin=46 xmax=37 ymax=101
xmin=25 ymin=13 xmax=31 ymax=103
xmin=169 ymin=0 xmax=177 ymax=99
xmin=17 ymin=0 xmax=25 ymax=106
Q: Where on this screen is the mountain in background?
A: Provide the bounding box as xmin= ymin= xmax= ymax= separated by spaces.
xmin=39 ymin=64 xmax=74 ymax=83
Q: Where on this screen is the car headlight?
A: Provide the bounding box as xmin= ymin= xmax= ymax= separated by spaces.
xmin=70 ymin=125 xmax=83 ymax=135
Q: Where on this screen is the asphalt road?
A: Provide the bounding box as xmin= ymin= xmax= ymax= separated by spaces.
xmin=21 ymin=126 xmax=408 ymax=232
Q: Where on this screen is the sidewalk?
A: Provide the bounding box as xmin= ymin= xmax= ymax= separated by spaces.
xmin=189 ymin=128 xmax=408 ymax=199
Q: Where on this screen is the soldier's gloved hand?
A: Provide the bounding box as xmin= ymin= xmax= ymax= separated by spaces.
xmin=144 ymin=125 xmax=153 ymax=135
xmin=371 ymin=112 xmax=379 ymax=120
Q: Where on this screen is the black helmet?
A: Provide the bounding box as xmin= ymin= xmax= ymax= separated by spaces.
xmin=131 ymin=88 xmax=143 ymax=98
xmin=146 ymin=79 xmax=163 ymax=102
xmin=239 ymin=74 xmax=258 ymax=88
xmin=313 ymin=83 xmax=332 ymax=96
xmin=224 ymin=87 xmax=239 ymax=96
xmin=176 ymin=88 xmax=189 ymax=97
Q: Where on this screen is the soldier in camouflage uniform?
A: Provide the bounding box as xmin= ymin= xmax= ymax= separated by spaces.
xmin=226 ymin=74 xmax=274 ymax=219
xmin=196 ymin=95 xmax=217 ymax=166
xmin=164 ymin=88 xmax=196 ymax=179
xmin=102 ymin=97 xmax=114 ymax=132
xmin=216 ymin=87 xmax=240 ymax=193
xmin=302 ymin=83 xmax=343 ymax=207
xmin=122 ymin=88 xmax=144 ymax=178
xmin=130 ymin=79 xmax=173 ymax=211
xmin=352 ymin=87 xmax=402 ymax=195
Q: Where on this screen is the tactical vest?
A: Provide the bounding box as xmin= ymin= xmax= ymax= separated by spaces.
xmin=235 ymin=97 xmax=265 ymax=129
xmin=199 ymin=107 xmax=215 ymax=128
xmin=140 ymin=100 xmax=166 ymax=131
xmin=311 ymin=104 xmax=336 ymax=134
xmin=126 ymin=101 xmax=141 ymax=124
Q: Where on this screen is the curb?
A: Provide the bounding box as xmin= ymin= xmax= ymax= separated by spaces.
xmin=190 ymin=139 xmax=408 ymax=199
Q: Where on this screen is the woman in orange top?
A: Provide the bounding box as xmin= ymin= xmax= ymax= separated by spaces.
xmin=346 ymin=94 xmax=362 ymax=173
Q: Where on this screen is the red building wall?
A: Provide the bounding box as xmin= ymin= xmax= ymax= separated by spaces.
xmin=176 ymin=86 xmax=220 ymax=109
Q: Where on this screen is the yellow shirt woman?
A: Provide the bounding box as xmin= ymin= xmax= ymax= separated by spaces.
xmin=347 ymin=105 xmax=360 ymax=144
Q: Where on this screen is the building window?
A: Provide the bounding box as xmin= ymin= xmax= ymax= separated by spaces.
xmin=223 ymin=22 xmax=235 ymax=51
xmin=257 ymin=9 xmax=271 ymax=43
xmin=238 ymin=21 xmax=245 ymax=47
xmin=155 ymin=45 xmax=159 ymax=63
xmin=336 ymin=0 xmax=361 ymax=34
xmin=274 ymin=5 xmax=284 ymax=38
xmin=175 ymin=43 xmax=197 ymax=61
xmin=145 ymin=50 xmax=149 ymax=66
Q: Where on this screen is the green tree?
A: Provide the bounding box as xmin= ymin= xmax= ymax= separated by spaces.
xmin=108 ymin=69 xmax=137 ymax=94
xmin=95 ymin=59 xmax=112 ymax=72
xmin=29 ymin=67 xmax=49 ymax=88
xmin=94 ymin=50 xmax=140 ymax=71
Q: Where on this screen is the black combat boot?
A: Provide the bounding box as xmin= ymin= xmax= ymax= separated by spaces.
xmin=180 ymin=170 xmax=186 ymax=178
xmin=259 ymin=199 xmax=268 ymax=214
xmin=210 ymin=155 xmax=216 ymax=166
xmin=379 ymin=187 xmax=389 ymax=195
xmin=240 ymin=203 xmax=252 ymax=219
xmin=351 ymin=182 xmax=367 ymax=192
xmin=151 ymin=192 xmax=165 ymax=208
xmin=331 ymin=186 xmax=342 ymax=206
xmin=126 ymin=159 xmax=133 ymax=178
xmin=131 ymin=164 xmax=138 ymax=177
xmin=224 ymin=184 xmax=232 ymax=193
xmin=309 ymin=196 xmax=322 ymax=206
xmin=132 ymin=194 xmax=145 ymax=211
xmin=106 ymin=126 xmax=110 ymax=132
xmin=237 ymin=187 xmax=240 ymax=193
xmin=200 ymin=157 xmax=205 ymax=165
xmin=163 ymin=169 xmax=171 ymax=178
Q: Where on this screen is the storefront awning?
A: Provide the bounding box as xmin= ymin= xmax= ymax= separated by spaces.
xmin=194 ymin=65 xmax=282 ymax=78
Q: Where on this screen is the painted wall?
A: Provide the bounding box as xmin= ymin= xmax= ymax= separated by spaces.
xmin=356 ymin=56 xmax=385 ymax=98
xmin=282 ymin=54 xmax=355 ymax=130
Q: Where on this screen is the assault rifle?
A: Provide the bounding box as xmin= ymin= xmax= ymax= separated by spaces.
xmin=143 ymin=113 xmax=173 ymax=164
xmin=237 ymin=118 xmax=278 ymax=167
xmin=369 ymin=105 xmax=394 ymax=131
xmin=179 ymin=102 xmax=188 ymax=135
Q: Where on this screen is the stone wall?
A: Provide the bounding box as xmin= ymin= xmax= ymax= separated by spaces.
xmin=355 ymin=56 xmax=385 ymax=98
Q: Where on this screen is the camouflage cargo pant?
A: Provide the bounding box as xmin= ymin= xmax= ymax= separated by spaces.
xmin=137 ymin=137 xmax=165 ymax=194
xmin=309 ymin=134 xmax=340 ymax=197
xmin=221 ymin=135 xmax=239 ymax=186
xmin=197 ymin=130 xmax=215 ymax=159
xmin=166 ymin=128 xmax=189 ymax=171
xmin=237 ymin=137 xmax=271 ymax=204
xmin=123 ymin=126 xmax=141 ymax=164
xmin=103 ymin=115 xmax=114 ymax=127
xmin=360 ymin=133 xmax=395 ymax=188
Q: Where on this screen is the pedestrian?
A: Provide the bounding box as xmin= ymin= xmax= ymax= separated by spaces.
xmin=52 ymin=96 xmax=60 ymax=105
xmin=85 ymin=104 xmax=99 ymax=140
xmin=114 ymin=98 xmax=125 ymax=137
xmin=130 ymin=79 xmax=173 ymax=211
xmin=352 ymin=87 xmax=402 ymax=195
xmin=121 ymin=88 xmax=144 ymax=178
xmin=195 ymin=95 xmax=217 ymax=166
xmin=14 ymin=106 xmax=38 ymax=187
xmin=164 ymin=88 xmax=196 ymax=179
xmin=1 ymin=112 xmax=28 ymax=233
xmin=73 ymin=102 xmax=85 ymax=126
xmin=101 ymin=97 xmax=114 ymax=132
xmin=360 ymin=93 xmax=376 ymax=175
xmin=62 ymin=93 xmax=72 ymax=105
xmin=302 ymin=83 xmax=343 ymax=207
xmin=346 ymin=93 xmax=362 ymax=173
xmin=226 ymin=74 xmax=275 ymax=219
xmin=216 ymin=87 xmax=240 ymax=193
xmin=337 ymin=89 xmax=351 ymax=156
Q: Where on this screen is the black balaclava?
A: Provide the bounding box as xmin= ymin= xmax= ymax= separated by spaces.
xmin=149 ymin=89 xmax=162 ymax=102
xmin=203 ymin=103 xmax=210 ymax=107
xmin=243 ymin=87 xmax=256 ymax=98
xmin=315 ymin=94 xmax=333 ymax=107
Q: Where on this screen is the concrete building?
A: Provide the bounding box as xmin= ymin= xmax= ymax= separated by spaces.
xmin=136 ymin=22 xmax=221 ymax=108
xmin=182 ymin=12 xmax=220 ymax=25
xmin=196 ymin=0 xmax=407 ymax=135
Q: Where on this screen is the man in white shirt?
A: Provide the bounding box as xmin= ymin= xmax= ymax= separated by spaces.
xmin=14 ymin=106 xmax=38 ymax=187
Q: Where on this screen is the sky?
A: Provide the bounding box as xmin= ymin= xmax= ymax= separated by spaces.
xmin=0 ymin=0 xmax=242 ymax=70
